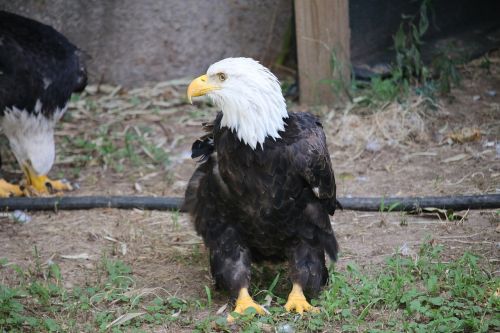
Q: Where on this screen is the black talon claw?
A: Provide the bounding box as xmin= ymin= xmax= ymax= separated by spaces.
xmin=45 ymin=181 xmax=54 ymax=192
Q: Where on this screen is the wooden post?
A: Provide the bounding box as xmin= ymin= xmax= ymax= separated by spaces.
xmin=294 ymin=0 xmax=350 ymax=106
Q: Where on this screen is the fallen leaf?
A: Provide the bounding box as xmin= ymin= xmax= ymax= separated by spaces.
xmin=416 ymin=207 xmax=466 ymax=221
xmin=447 ymin=128 xmax=481 ymax=144
xmin=263 ymin=294 xmax=273 ymax=307
xmin=216 ymin=303 xmax=228 ymax=315
xmin=61 ymin=253 xmax=91 ymax=260
xmin=442 ymin=154 xmax=469 ymax=163
xmin=338 ymin=172 xmax=355 ymax=180
xmin=120 ymin=243 xmax=127 ymax=256
xmin=104 ymin=236 xmax=119 ymax=243
xmin=105 ymin=312 xmax=145 ymax=329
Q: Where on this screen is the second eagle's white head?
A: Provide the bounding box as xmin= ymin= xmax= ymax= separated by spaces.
xmin=187 ymin=57 xmax=288 ymax=149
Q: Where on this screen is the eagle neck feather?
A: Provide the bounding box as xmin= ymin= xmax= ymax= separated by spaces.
xmin=214 ymin=90 xmax=288 ymax=150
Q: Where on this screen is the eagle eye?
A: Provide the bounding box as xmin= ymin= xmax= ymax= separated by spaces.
xmin=217 ymin=73 xmax=227 ymax=82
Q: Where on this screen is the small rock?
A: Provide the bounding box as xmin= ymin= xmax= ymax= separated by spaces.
xmin=399 ymin=243 xmax=411 ymax=256
xmin=276 ymin=323 xmax=295 ymax=333
xmin=120 ymin=243 xmax=127 ymax=256
xmin=257 ymin=323 xmax=274 ymax=333
xmin=472 ymin=95 xmax=481 ymax=101
xmin=11 ymin=210 xmax=31 ymax=224
xmin=485 ymin=90 xmax=497 ymax=97
xmin=365 ymin=139 xmax=381 ymax=152
xmin=356 ymin=176 xmax=368 ymax=182
xmin=483 ymin=141 xmax=495 ymax=148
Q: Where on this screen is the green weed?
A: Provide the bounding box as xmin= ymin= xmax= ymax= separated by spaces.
xmin=0 ymin=255 xmax=187 ymax=332
xmin=2 ymin=242 xmax=497 ymax=332
xmin=202 ymin=243 xmax=499 ymax=332
xmin=63 ymin=124 xmax=170 ymax=173
xmin=350 ymin=0 xmax=463 ymax=107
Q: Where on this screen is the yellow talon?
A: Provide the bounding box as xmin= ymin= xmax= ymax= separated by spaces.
xmin=22 ymin=163 xmax=73 ymax=195
xmin=284 ymin=283 xmax=319 ymax=314
xmin=0 ymin=179 xmax=24 ymax=197
xmin=227 ymin=288 xmax=266 ymax=323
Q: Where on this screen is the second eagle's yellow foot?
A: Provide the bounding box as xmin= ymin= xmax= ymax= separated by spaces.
xmin=227 ymin=288 xmax=267 ymax=323
xmin=284 ymin=283 xmax=319 ymax=314
xmin=0 ymin=179 xmax=24 ymax=197
xmin=40 ymin=177 xmax=74 ymax=192
xmin=23 ymin=175 xmax=74 ymax=196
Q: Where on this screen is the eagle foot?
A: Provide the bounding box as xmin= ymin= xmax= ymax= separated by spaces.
xmin=42 ymin=177 xmax=74 ymax=192
xmin=21 ymin=176 xmax=74 ymax=196
xmin=0 ymin=179 xmax=24 ymax=197
xmin=227 ymin=288 xmax=267 ymax=323
xmin=284 ymin=283 xmax=319 ymax=314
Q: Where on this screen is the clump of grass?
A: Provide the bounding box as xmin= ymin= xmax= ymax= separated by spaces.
xmin=0 ymin=255 xmax=187 ymax=332
xmin=2 ymin=243 xmax=497 ymax=332
xmin=354 ymin=0 xmax=463 ymax=106
xmin=194 ymin=243 xmax=499 ymax=332
xmin=63 ymin=124 xmax=170 ymax=173
xmin=317 ymin=244 xmax=498 ymax=332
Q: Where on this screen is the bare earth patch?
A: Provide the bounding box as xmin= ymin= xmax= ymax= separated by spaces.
xmin=0 ymin=54 xmax=499 ymax=331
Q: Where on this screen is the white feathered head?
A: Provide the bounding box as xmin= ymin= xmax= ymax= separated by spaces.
xmin=187 ymin=57 xmax=288 ymax=149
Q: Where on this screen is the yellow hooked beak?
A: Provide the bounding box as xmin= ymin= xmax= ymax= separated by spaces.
xmin=187 ymin=74 xmax=220 ymax=104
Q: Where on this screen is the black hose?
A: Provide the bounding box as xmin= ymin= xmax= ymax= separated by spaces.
xmin=0 ymin=196 xmax=183 ymax=212
xmin=337 ymin=194 xmax=500 ymax=211
xmin=0 ymin=194 xmax=498 ymax=212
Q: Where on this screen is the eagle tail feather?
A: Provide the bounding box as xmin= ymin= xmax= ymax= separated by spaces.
xmin=335 ymin=199 xmax=343 ymax=210
xmin=319 ymin=232 xmax=338 ymax=261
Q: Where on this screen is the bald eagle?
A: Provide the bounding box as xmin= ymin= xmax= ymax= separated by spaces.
xmin=184 ymin=58 xmax=339 ymax=319
xmin=0 ymin=11 xmax=86 ymax=197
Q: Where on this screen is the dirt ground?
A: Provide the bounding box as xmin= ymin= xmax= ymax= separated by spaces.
xmin=0 ymin=53 xmax=499 ymax=331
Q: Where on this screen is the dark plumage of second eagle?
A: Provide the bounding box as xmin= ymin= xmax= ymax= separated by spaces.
xmin=183 ymin=57 xmax=340 ymax=319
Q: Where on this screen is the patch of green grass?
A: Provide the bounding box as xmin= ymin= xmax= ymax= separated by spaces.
xmin=0 ymin=255 xmax=188 ymax=332
xmin=368 ymin=75 xmax=406 ymax=102
xmin=196 ymin=243 xmax=499 ymax=332
xmin=2 ymin=242 xmax=498 ymax=332
xmin=170 ymin=210 xmax=181 ymax=231
xmin=315 ymin=246 xmax=498 ymax=332
xmin=347 ymin=0 xmax=464 ymax=108
xmin=62 ymin=124 xmax=170 ymax=173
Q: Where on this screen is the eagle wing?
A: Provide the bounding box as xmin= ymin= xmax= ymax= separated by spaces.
xmin=288 ymin=114 xmax=339 ymax=215
xmin=282 ymin=113 xmax=339 ymax=259
xmin=0 ymin=10 xmax=87 ymax=116
xmin=190 ymin=120 xmax=215 ymax=162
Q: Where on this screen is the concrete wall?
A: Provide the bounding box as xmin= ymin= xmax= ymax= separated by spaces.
xmin=1 ymin=0 xmax=292 ymax=86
